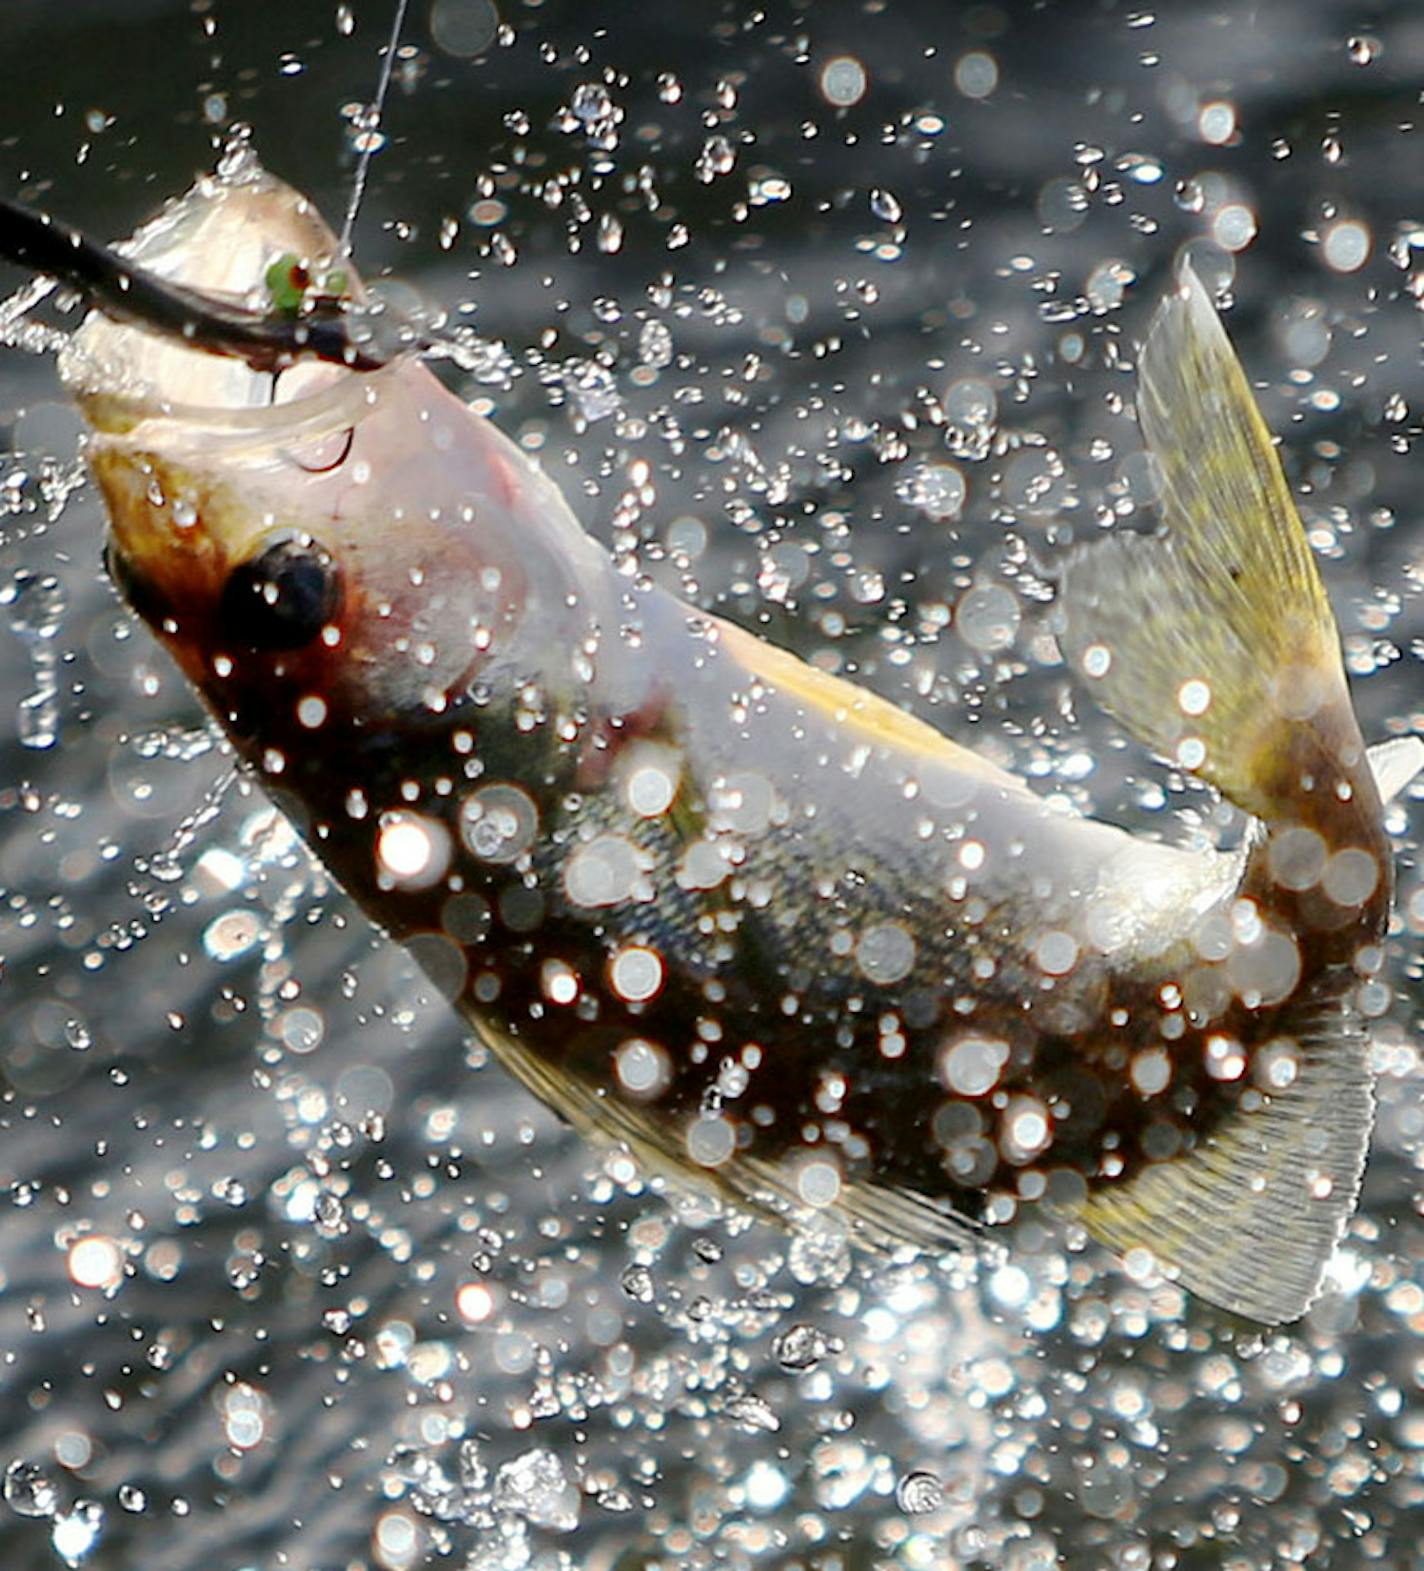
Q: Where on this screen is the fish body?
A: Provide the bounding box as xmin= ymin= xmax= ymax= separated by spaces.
xmin=50 ymin=152 xmax=1422 ymax=1323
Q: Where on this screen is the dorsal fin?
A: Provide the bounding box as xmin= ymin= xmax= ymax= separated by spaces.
xmin=716 ymin=620 xmax=1029 ymax=795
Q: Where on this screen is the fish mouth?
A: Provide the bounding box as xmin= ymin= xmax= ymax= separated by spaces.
xmin=59 ymin=144 xmax=376 ymax=432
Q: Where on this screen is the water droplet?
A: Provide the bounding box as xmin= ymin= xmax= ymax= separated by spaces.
xmin=743 ymin=1460 xmax=790 ymax=1510
xmin=896 ymin=460 xmax=966 ymax=521
xmin=560 ymin=359 xmax=621 ymax=423
xmin=4 ymin=1459 xmax=59 ymax=1519
xmin=563 ymin=834 xmax=644 ymax=907
xmin=1322 ymin=218 xmax=1371 ymax=273
xmin=1036 ymin=176 xmax=1089 ymax=234
xmin=956 ymin=584 xmax=1020 ymax=652
xmin=459 ymin=783 xmax=538 ymax=863
xmin=869 ymin=187 xmax=902 ymax=224
xmin=747 ymin=171 xmax=792 ymax=206
xmin=629 ymin=324 xmax=672 ymax=381
xmin=16 ymin=688 xmax=59 ymax=750
xmin=52 ymin=1500 xmax=104 ymax=1566
xmin=67 ymin=1235 xmax=123 ymax=1290
xmin=614 ymin=1038 xmax=671 ymax=1099
xmin=697 ymin=134 xmax=736 ymax=182
xmin=955 ymin=51 xmax=999 ymax=100
xmin=1213 ymin=202 xmax=1258 ymax=253
xmin=896 ymin=1470 xmax=945 ymax=1514
xmin=564 ymin=82 xmax=620 ymax=148
xmin=315 ymin=1192 xmax=345 ymax=1235
xmin=772 ymin=1323 xmax=842 ymax=1370
xmin=820 ymin=55 xmax=867 ymax=107
xmin=940 ymin=1034 xmax=1010 ymax=1097
xmin=722 ymin=1391 xmax=780 ymax=1432
xmin=1085 ymin=258 xmax=1136 ymax=310
xmin=619 ymin=1263 xmax=655 ymax=1302
xmin=493 ymin=1448 xmax=579 ymax=1531
xmin=3 ymin=570 xmax=66 ymax=749
xmin=1198 ymin=99 xmax=1236 ymax=145
xmin=1119 ymin=151 xmax=1163 ymax=184
xmin=856 ymin=921 xmax=916 ymax=984
xmin=203 ymin=909 xmax=263 ymax=962
xmin=429 ymin=0 xmax=499 ymax=58
xmin=1173 ymin=177 xmax=1205 ymax=213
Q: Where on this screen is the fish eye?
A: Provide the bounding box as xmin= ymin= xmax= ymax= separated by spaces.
xmin=220 ymin=536 xmax=342 ymax=651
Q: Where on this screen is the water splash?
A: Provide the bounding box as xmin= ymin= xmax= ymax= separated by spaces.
xmin=2 ymin=567 xmax=66 ymax=748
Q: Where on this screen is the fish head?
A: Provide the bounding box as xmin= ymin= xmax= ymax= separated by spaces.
xmin=62 ymin=150 xmax=541 ymax=754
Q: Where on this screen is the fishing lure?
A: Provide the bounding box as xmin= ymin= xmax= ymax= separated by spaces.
xmin=12 ymin=150 xmax=1420 ymax=1324
xmin=0 ymin=190 xmax=386 ymax=373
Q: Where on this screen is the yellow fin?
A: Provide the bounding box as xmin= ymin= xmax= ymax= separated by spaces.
xmin=1075 ymin=1006 xmax=1372 ymax=1324
xmin=470 ymin=1008 xmax=979 ymax=1255
xmin=739 ymin=1153 xmax=982 ymax=1256
xmin=1058 ymin=265 xmax=1350 ymax=821
xmin=717 ymin=619 xmax=1025 ymax=791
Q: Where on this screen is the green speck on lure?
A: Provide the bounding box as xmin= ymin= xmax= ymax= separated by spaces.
xmin=264 ymin=251 xmax=351 ymax=316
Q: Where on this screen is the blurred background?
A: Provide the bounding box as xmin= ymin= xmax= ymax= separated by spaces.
xmin=0 ymin=1 xmax=1422 ymax=1567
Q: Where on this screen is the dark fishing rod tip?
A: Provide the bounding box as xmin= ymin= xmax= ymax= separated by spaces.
xmin=0 ymin=193 xmax=394 ymax=375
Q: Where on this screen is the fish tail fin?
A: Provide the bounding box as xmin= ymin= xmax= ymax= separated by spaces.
xmin=1056 ymin=266 xmax=1399 ymax=1323
xmin=1057 ymin=263 xmax=1362 ymax=824
xmin=1072 ymin=1001 xmax=1372 ymax=1324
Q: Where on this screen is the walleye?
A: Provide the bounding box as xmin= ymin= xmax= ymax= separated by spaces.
xmin=17 ymin=150 xmax=1420 ymax=1325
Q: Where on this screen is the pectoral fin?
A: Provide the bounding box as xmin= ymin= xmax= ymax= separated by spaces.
xmin=472 ymin=1008 xmax=982 ymax=1255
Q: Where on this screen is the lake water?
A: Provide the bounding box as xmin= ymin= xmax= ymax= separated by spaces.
xmin=0 ymin=2 xmax=1421 ymax=1568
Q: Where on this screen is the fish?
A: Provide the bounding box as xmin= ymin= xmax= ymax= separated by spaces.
xmin=20 ymin=147 xmax=1422 ymax=1326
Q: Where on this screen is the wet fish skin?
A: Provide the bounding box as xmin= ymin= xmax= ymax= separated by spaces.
xmin=48 ymin=154 xmax=1422 ymax=1324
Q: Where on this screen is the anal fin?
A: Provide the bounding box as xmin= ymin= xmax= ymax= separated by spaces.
xmin=1074 ymin=1004 xmax=1373 ymax=1324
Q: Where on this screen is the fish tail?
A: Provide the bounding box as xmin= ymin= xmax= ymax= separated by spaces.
xmin=1058 ymin=263 xmax=1362 ymax=827
xmin=1055 ymin=265 xmax=1408 ymax=1324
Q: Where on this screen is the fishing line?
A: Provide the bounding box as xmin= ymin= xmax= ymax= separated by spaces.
xmin=339 ymin=0 xmax=411 ymax=259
